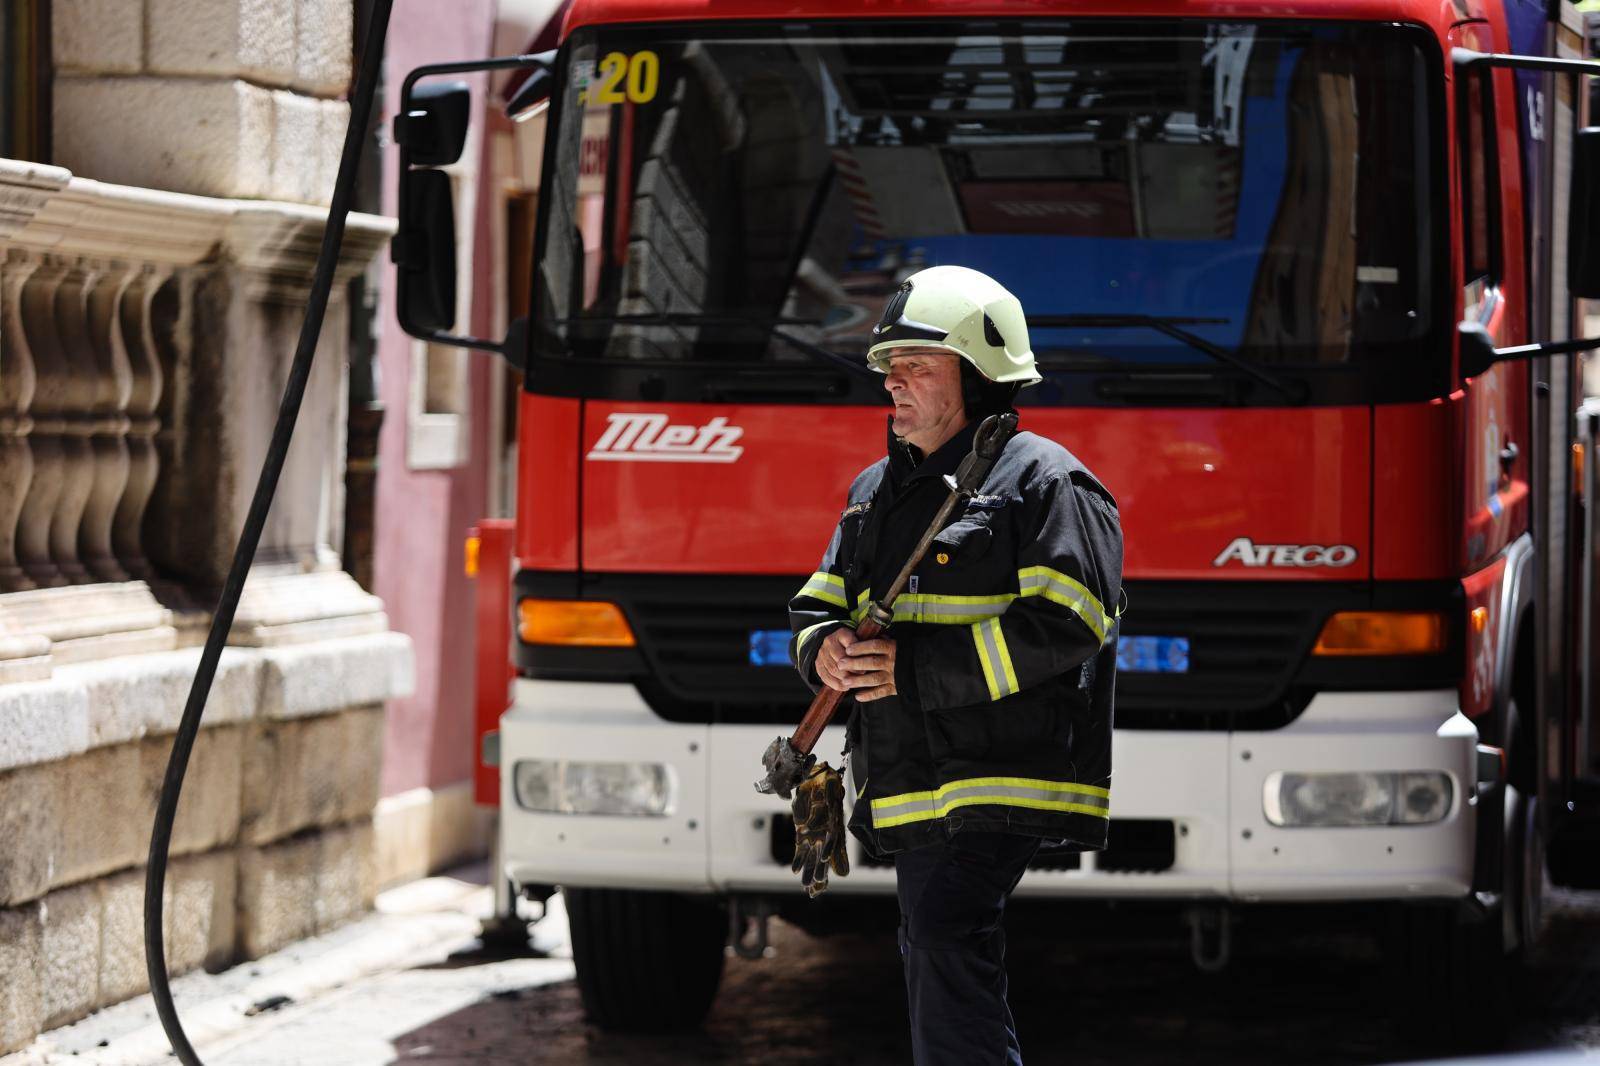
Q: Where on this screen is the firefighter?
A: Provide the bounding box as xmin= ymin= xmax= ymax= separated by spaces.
xmin=787 ymin=265 xmax=1124 ymax=1066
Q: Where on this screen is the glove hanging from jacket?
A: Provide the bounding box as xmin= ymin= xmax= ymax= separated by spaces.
xmin=791 ymin=760 xmax=850 ymax=897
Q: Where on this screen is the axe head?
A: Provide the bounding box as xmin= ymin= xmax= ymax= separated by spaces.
xmin=754 ymin=735 xmax=814 ymax=800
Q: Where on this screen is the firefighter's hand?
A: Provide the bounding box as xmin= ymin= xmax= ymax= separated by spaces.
xmin=791 ymin=761 xmax=849 ymax=897
xmin=839 ymin=638 xmax=897 ymax=701
xmin=815 ymin=627 xmax=860 ymax=693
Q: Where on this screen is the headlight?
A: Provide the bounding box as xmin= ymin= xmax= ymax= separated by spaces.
xmin=512 ymin=759 xmax=675 ymax=816
xmin=1262 ymin=771 xmax=1453 ymax=827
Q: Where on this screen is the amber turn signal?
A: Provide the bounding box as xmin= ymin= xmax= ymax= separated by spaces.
xmin=517 ymin=599 xmax=636 ymax=647
xmin=1311 ymin=611 xmax=1446 ymax=656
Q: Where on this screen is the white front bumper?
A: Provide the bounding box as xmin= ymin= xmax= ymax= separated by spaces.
xmin=500 ymin=679 xmax=1479 ymax=902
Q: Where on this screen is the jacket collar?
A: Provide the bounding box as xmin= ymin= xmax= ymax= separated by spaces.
xmin=885 ymin=417 xmax=978 ymax=488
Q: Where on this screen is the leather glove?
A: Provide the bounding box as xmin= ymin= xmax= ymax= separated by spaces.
xmin=791 ymin=761 xmax=849 ymax=897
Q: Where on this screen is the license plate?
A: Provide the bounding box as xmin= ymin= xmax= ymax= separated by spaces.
xmin=749 ymin=629 xmax=794 ymax=667
xmin=1117 ymin=636 xmax=1190 ymax=674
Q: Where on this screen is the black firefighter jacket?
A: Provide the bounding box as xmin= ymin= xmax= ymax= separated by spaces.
xmin=789 ymin=418 xmax=1125 ymax=857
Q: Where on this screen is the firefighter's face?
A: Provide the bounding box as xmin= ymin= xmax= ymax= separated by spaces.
xmin=883 ymin=349 xmax=965 ymax=451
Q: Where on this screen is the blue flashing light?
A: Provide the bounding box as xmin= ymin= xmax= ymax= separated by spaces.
xmin=749 ymin=629 xmax=794 ymax=667
xmin=1117 ymin=635 xmax=1190 ymax=674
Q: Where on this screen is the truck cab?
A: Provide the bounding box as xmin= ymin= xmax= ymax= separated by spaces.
xmin=393 ymin=0 xmax=1600 ymax=1047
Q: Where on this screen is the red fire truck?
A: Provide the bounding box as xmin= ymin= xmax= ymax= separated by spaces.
xmin=391 ymin=0 xmax=1600 ymax=1046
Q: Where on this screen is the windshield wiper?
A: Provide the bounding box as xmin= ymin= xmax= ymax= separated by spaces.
xmin=1028 ymin=314 xmax=1306 ymax=403
xmin=554 ymin=312 xmax=877 ymax=380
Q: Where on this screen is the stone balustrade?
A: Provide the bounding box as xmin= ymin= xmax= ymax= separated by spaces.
xmin=0 ymin=159 xmax=396 ymax=670
xmin=0 ymin=159 xmax=414 ymax=1054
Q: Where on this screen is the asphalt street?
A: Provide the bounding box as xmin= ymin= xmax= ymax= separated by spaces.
xmin=16 ymin=867 xmax=1600 ymax=1066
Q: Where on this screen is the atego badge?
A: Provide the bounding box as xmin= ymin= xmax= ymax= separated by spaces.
xmin=1212 ymin=536 xmax=1357 ymax=568
xmin=586 ymin=412 xmax=744 ymax=463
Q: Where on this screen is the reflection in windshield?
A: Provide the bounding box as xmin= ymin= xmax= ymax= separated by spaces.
xmin=535 ymin=21 xmax=1435 ymax=373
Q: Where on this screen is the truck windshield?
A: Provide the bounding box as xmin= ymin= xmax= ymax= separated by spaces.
xmin=531 ymin=20 xmax=1443 ymax=402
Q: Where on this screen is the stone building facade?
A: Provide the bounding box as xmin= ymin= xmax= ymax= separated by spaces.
xmin=0 ymin=0 xmax=415 ymax=1054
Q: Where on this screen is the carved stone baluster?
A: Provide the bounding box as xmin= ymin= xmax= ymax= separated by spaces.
xmin=112 ymin=267 xmax=171 ymax=579
xmin=0 ymin=251 xmax=40 ymax=592
xmin=16 ymin=258 xmax=70 ymax=588
xmin=46 ymin=261 xmax=103 ymax=584
xmin=80 ymin=263 xmax=136 ymax=583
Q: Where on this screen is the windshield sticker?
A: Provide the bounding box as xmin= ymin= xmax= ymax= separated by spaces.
xmin=579 ymin=51 xmax=660 ymax=107
xmin=570 ymin=59 xmax=595 ymax=103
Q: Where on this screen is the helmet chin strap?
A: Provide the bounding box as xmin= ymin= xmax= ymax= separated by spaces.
xmin=960 ymin=359 xmax=1021 ymax=418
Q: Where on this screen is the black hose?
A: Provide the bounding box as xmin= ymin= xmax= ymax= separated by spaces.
xmin=144 ymin=2 xmax=394 ymax=1061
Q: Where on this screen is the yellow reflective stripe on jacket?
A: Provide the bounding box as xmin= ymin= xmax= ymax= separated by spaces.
xmin=870 ymin=776 xmax=1111 ymax=829
xmin=971 ymin=616 xmax=1018 ymax=699
xmin=796 ymin=619 xmax=844 ymax=659
xmin=796 ymin=571 xmax=848 ymax=609
xmin=1017 ymin=565 xmax=1111 ymax=642
xmin=848 ymin=590 xmax=1013 ymax=626
xmin=892 ymin=592 xmax=1014 ymax=625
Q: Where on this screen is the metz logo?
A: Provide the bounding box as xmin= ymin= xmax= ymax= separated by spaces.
xmin=1212 ymin=537 xmax=1357 ymax=568
xmin=587 ymin=412 xmax=744 ymax=464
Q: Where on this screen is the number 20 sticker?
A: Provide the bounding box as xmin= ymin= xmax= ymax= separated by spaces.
xmin=591 ymin=50 xmax=659 ymax=105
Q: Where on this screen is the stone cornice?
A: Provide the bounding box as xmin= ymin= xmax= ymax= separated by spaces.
xmin=227 ymin=202 xmax=395 ymax=301
xmin=0 ymin=157 xmax=394 ymax=277
xmin=0 ymin=161 xmax=72 ymax=241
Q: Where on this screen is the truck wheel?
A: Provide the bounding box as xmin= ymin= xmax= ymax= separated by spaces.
xmin=564 ymin=887 xmax=726 ymax=1031
xmin=1505 ymin=783 xmax=1544 ymax=957
xmin=1385 ymin=902 xmax=1509 ymax=1052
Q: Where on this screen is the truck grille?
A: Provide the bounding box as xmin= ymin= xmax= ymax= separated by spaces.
xmin=522 ymin=574 xmax=1456 ymax=732
xmin=1113 ymin=581 xmax=1326 ymax=730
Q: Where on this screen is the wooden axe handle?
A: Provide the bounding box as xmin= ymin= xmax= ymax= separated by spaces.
xmin=782 ymin=414 xmax=1019 ymax=759
xmin=790 ymin=613 xmax=883 ymax=755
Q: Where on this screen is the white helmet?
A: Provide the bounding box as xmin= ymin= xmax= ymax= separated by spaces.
xmin=865 ymin=265 xmax=1040 ymax=386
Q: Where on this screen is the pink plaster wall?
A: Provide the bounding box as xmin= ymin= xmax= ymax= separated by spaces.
xmin=375 ymin=0 xmax=500 ymax=796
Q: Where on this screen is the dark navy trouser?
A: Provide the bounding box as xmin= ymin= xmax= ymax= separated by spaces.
xmin=893 ymin=831 xmax=1040 ymax=1066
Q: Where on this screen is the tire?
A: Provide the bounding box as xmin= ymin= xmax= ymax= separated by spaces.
xmin=1504 ymin=783 xmax=1544 ymax=958
xmin=564 ymin=887 xmax=727 ymax=1032
xmin=1385 ymin=902 xmax=1509 ymax=1053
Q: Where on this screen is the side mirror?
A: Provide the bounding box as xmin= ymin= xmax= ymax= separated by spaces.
xmin=392 ymin=78 xmax=469 ymax=337
xmin=1570 ymin=127 xmax=1600 ymax=299
xmin=391 ymin=56 xmax=550 ymax=358
xmin=396 ymin=80 xmax=471 ymax=167
xmin=395 ymin=169 xmax=456 ymax=333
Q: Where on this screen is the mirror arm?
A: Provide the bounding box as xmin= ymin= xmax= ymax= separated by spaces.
xmin=402 ymin=324 xmax=526 ymax=370
xmin=1494 ymin=336 xmax=1600 ymax=360
xmin=1453 ymin=48 xmax=1600 ymax=77
xmin=399 ymin=53 xmax=554 ymax=110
